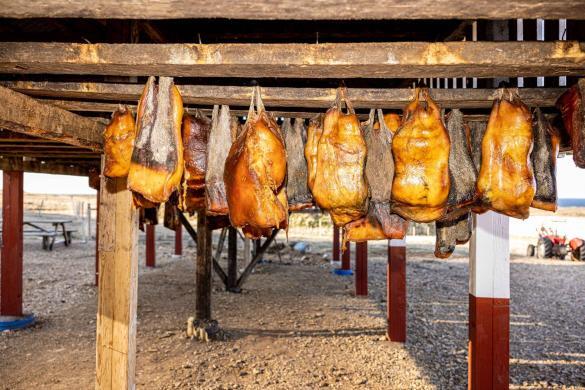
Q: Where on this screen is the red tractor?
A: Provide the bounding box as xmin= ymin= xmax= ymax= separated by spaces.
xmin=527 ymin=227 xmax=585 ymax=261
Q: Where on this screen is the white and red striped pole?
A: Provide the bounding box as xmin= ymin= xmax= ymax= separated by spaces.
xmin=468 ymin=211 xmax=510 ymax=390
xmin=387 ymin=238 xmax=406 ymax=342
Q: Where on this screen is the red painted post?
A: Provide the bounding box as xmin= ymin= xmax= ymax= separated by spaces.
xmin=468 ymin=212 xmax=510 ymax=390
xmin=174 ymin=224 xmax=182 ymax=256
xmin=332 ymin=226 xmax=340 ymax=262
xmin=387 ymin=239 xmax=406 ymax=342
xmin=95 ymin=191 xmax=100 ymax=286
xmin=355 ymin=241 xmax=368 ymax=296
xmin=1 ymin=170 xmax=24 ymax=316
xmin=145 ymin=224 xmax=155 ymax=267
xmin=341 ymin=242 xmax=351 ymax=271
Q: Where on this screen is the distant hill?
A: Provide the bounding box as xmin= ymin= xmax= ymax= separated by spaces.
xmin=558 ymin=198 xmax=585 ymax=207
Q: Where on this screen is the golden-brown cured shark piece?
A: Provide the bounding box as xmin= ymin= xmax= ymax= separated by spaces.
xmin=224 ymin=86 xmax=288 ymax=239
xmin=476 ymin=88 xmax=535 ymax=219
xmin=306 ymin=87 xmax=368 ymax=226
xmin=556 ymin=79 xmax=585 ymax=169
xmin=392 ymin=88 xmax=450 ymax=223
xmin=103 ymin=106 xmax=135 ymax=178
xmin=128 ymin=76 xmax=184 ymax=206
xmin=345 ymin=109 xmax=408 ymax=245
xmin=180 ymin=110 xmax=211 ymax=213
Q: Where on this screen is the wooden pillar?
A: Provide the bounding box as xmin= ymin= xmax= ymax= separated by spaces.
xmin=341 ymin=242 xmax=351 ymax=271
xmin=0 ymin=170 xmax=24 ymax=317
xmin=174 ymin=224 xmax=182 ymax=256
xmin=387 ymin=239 xmax=406 ymax=342
xmin=332 ymin=226 xmax=340 ymax=262
xmin=96 ymin=174 xmax=138 ymax=390
xmin=355 ymin=241 xmax=368 ymax=296
xmin=95 ymin=191 xmax=100 ymax=286
xmin=227 ymin=227 xmax=238 ymax=291
xmin=468 ymin=212 xmax=510 ymax=390
xmin=145 ymin=224 xmax=155 ymax=267
xmin=195 ymin=210 xmax=212 ymax=320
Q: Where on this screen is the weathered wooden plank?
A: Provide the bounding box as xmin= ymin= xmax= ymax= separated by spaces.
xmin=96 ymin=160 xmax=138 ymax=390
xmin=1 ymin=42 xmax=584 ymax=79
xmin=1 ymin=0 xmax=583 ymax=20
xmin=0 ymin=85 xmax=103 ymax=150
xmin=0 ymin=157 xmax=93 ymax=176
xmin=4 ymin=81 xmax=567 ymax=109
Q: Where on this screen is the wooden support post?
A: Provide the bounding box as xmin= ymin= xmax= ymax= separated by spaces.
xmin=195 ymin=211 xmax=212 ymax=320
xmin=95 ymin=191 xmax=100 ymax=286
xmin=96 ymin=174 xmax=138 ymax=390
xmin=387 ymin=239 xmax=406 ymax=342
xmin=145 ymin=224 xmax=155 ymax=267
xmin=355 ymin=241 xmax=368 ymax=297
xmin=468 ymin=212 xmax=510 ymax=390
xmin=227 ymin=227 xmax=238 ymax=292
xmin=174 ymin=224 xmax=182 ymax=256
xmin=0 ymin=170 xmax=24 ymax=317
xmin=332 ymin=226 xmax=340 ymax=262
xmin=341 ymin=242 xmax=351 ymax=271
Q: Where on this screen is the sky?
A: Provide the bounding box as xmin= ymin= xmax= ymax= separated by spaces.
xmin=0 ymin=155 xmax=583 ymax=198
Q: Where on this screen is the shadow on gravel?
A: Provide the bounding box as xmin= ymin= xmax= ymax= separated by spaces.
xmin=225 ymin=326 xmax=386 ymax=340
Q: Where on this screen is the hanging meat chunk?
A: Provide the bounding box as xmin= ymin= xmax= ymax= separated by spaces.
xmin=433 ymin=109 xmax=477 ymax=258
xmin=163 ymin=192 xmax=181 ymax=231
xmin=224 ymin=86 xmax=288 ymax=239
xmin=476 ymin=88 xmax=535 ymax=219
xmin=306 ymin=87 xmax=368 ymax=226
xmin=283 ymin=118 xmax=313 ymax=211
xmin=345 ymin=109 xmax=408 ymax=244
xmin=180 ymin=110 xmax=211 ymax=213
xmin=556 ymin=79 xmax=585 ymax=168
xmin=392 ymin=88 xmax=450 ymax=223
xmin=128 ymin=76 xmax=184 ymax=207
xmin=531 ymin=108 xmax=560 ymax=212
xmin=379 ymin=112 xmax=401 ymax=134
xmin=206 ymin=105 xmax=234 ymax=215
xmin=435 ymin=213 xmax=472 ymax=259
xmin=467 ymin=120 xmax=489 ymax=214
xmin=103 ymin=106 xmax=135 ymax=178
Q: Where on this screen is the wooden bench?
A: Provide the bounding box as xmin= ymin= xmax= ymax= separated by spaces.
xmin=22 ymin=230 xmax=58 ymax=250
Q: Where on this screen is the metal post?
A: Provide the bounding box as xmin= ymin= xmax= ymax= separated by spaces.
xmin=355 ymin=241 xmax=368 ymax=296
xmin=145 ymin=224 xmax=155 ymax=267
xmin=387 ymin=239 xmax=406 ymax=342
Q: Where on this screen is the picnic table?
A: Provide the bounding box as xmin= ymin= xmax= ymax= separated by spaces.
xmin=1 ymin=219 xmax=76 ymax=250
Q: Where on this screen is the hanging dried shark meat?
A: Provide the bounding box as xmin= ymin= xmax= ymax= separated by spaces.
xmin=435 ymin=213 xmax=472 ymax=258
xmin=392 ymin=88 xmax=450 ymax=223
xmin=224 ymin=86 xmax=288 ymax=238
xmin=163 ymin=192 xmax=181 ymax=231
xmin=556 ymin=79 xmax=585 ymax=168
xmin=180 ymin=110 xmax=211 ymax=214
xmin=306 ymin=87 xmax=368 ymax=226
xmin=128 ymin=76 xmax=184 ymax=207
xmin=477 ymin=88 xmax=535 ymax=219
xmin=467 ymin=120 xmax=488 ymax=214
xmin=103 ymin=105 xmax=135 ymax=178
xmin=345 ymin=109 xmax=408 ymax=244
xmin=531 ymin=108 xmax=560 ymax=212
xmin=206 ymin=105 xmax=234 ymax=216
xmin=433 ymin=109 xmax=477 ymax=258
xmin=283 ymin=118 xmax=313 ymax=211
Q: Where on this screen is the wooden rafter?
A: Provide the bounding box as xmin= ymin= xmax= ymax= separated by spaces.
xmin=0 ymin=85 xmax=104 ymax=150
xmin=1 ymin=0 xmax=583 ymax=20
xmin=0 ymin=42 xmax=584 ymax=79
xmin=3 ymin=81 xmax=567 ymax=109
xmin=0 ymin=157 xmax=95 ymax=176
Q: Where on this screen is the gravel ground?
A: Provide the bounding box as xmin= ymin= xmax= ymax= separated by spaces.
xmin=0 ymin=229 xmax=584 ymax=389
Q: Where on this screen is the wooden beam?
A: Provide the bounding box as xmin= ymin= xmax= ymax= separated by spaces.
xmin=96 ymin=170 xmax=139 ymax=390
xmin=1 ymin=42 xmax=584 ymax=79
xmin=355 ymin=242 xmax=368 ymax=297
xmin=236 ymin=230 xmax=278 ymax=290
xmin=145 ymin=224 xmax=155 ymax=267
xmin=0 ymin=157 xmax=93 ymax=176
xmin=0 ymin=170 xmax=24 ymax=316
xmin=227 ymin=227 xmax=238 ymax=292
xmin=3 ymin=81 xmax=567 ymax=109
xmin=1 ymin=1 xmax=583 ymax=20
xmin=174 ymin=224 xmax=182 ymax=256
xmin=387 ymin=239 xmax=406 ymax=342
xmin=0 ymin=85 xmax=103 ymax=150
